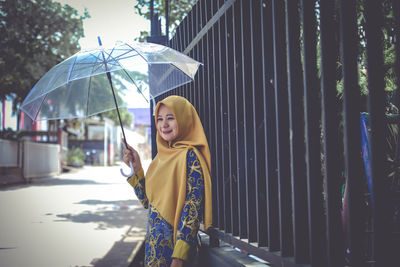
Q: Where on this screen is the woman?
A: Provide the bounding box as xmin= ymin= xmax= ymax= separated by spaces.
xmin=122 ymin=95 xmax=212 ymax=267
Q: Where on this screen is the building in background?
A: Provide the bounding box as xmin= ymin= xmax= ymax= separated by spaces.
xmin=1 ymin=97 xmax=151 ymax=170
xmin=128 ymin=108 xmax=151 ymax=161
xmin=1 ymin=98 xmax=18 ymax=131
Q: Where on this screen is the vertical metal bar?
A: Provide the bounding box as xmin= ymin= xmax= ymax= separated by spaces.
xmin=189 ymin=11 xmax=195 ymax=104
xmin=183 ymin=16 xmax=189 ymax=99
xmin=182 ymin=16 xmax=187 ymax=52
xmin=203 ymin=0 xmax=210 ymax=141
xmin=338 ymin=0 xmax=365 ymax=265
xmin=198 ymin=1 xmax=204 ymax=128
xmin=319 ymin=0 xmax=345 ymax=266
xmin=212 ymin=0 xmax=222 ymax=228
xmin=171 ymin=28 xmax=177 ymax=48
xmin=241 ymin=0 xmax=257 ymax=243
xmin=285 ymin=0 xmax=309 ymax=263
xmin=199 ymin=0 xmax=206 ymax=131
xmin=177 ymin=21 xmax=182 ymax=51
xmin=233 ymin=0 xmax=247 ymax=238
xmin=214 ymin=0 xmax=224 ymax=230
xmin=179 ymin=10 xmax=186 ymax=98
xmin=165 ymin=0 xmax=169 ymax=40
xmin=204 ymin=0 xmax=209 ymax=129
xmin=262 ymin=0 xmax=280 ymax=252
xmin=252 ymin=0 xmax=267 ymax=247
xmin=181 ymin=17 xmax=185 ymax=53
xmin=365 ymin=1 xmax=393 ymax=265
xmin=150 ymin=0 xmax=154 ymax=34
xmin=395 ymin=1 xmax=400 ymax=213
xmin=168 ymin=34 xmax=173 ymax=48
xmin=394 ymin=9 xmax=400 ymax=262
xmin=150 ymin=96 xmax=157 ymax=158
xmin=176 ymin=27 xmax=183 ymax=96
xmin=220 ymin=3 xmax=231 ymax=233
xmin=172 ymin=31 xmax=176 ymax=48
xmin=301 ymin=0 xmax=327 ymax=265
xmin=205 ymin=0 xmax=218 ymax=228
xmin=196 ymin=3 xmax=201 ymax=112
xmin=193 ymin=1 xmax=199 ymax=38
xmin=183 ymin=15 xmax=188 ymax=100
xmin=188 ymin=8 xmax=193 ymax=48
xmin=198 ymin=2 xmax=203 ymax=120
xmin=193 ymin=3 xmax=199 ymax=110
xmin=272 ymin=0 xmax=293 ymax=256
xmin=226 ymin=2 xmax=238 ymax=236
xmin=395 ymin=0 xmax=400 ymax=96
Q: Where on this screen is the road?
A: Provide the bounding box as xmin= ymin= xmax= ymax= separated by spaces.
xmin=0 ymin=163 xmax=148 ymax=267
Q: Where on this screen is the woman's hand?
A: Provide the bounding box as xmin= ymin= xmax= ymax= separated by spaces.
xmin=122 ymin=138 xmax=142 ymax=173
xmin=170 ymin=258 xmax=183 ymax=267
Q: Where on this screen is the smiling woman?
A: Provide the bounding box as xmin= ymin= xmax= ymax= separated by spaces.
xmin=157 ymin=104 xmax=178 ymax=142
xmin=122 ymin=95 xmax=212 ymax=266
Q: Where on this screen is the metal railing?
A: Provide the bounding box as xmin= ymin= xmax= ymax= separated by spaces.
xmin=153 ymin=0 xmax=400 ymax=266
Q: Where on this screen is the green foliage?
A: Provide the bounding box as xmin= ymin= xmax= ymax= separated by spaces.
xmin=134 ymin=0 xmax=196 ymax=40
xmin=383 ymin=46 xmax=397 ymax=92
xmin=93 ymin=70 xmax=143 ymax=127
xmin=333 ymin=0 xmax=397 ymax=101
xmin=356 ymin=0 xmax=397 ymax=93
xmin=100 ymin=108 xmax=133 ymax=128
xmin=0 ymin=0 xmax=88 ymax=110
xmin=135 ymin=30 xmax=150 ymax=43
xmin=67 ymin=146 xmax=86 ymax=165
xmin=386 ymin=122 xmax=400 ymax=189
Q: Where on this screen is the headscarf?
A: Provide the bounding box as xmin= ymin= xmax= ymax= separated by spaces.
xmin=145 ymin=95 xmax=212 ymax=242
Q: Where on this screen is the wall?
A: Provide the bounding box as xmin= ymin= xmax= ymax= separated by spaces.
xmin=22 ymin=141 xmax=60 ymax=179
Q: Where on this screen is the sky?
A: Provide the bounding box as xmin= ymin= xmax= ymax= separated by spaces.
xmin=55 ymin=0 xmax=150 ymax=49
xmin=55 ymin=0 xmax=151 ymax=108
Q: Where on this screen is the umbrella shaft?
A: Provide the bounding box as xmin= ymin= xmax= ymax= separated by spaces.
xmin=106 ymin=72 xmax=129 ymax=150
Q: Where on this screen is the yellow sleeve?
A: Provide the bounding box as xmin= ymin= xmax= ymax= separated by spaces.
xmin=127 ymin=168 xmax=145 ymax=188
xmin=171 ymin=239 xmax=192 ymax=261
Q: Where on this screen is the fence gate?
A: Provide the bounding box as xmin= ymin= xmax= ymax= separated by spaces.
xmin=151 ymin=0 xmax=400 ymax=266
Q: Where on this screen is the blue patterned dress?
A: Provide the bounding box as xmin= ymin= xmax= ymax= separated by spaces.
xmin=127 ymin=149 xmax=204 ymax=266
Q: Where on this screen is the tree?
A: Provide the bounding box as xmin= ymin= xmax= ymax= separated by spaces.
xmin=101 ymin=108 xmax=133 ymax=128
xmin=134 ymin=0 xmax=196 ymax=41
xmin=0 ymin=0 xmax=88 ymax=109
xmin=329 ymin=0 xmax=398 ymax=108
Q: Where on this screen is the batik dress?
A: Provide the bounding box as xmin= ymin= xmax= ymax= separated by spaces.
xmin=127 ymin=148 xmax=205 ymax=266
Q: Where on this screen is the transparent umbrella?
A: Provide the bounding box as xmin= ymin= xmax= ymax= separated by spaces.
xmin=20 ymin=38 xmax=202 ymax=176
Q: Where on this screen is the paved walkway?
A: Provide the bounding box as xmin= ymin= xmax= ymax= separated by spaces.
xmin=0 ymin=163 xmax=148 ymax=267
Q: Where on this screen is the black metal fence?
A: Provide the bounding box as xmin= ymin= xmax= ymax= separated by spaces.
xmin=153 ymin=0 xmax=400 ymax=266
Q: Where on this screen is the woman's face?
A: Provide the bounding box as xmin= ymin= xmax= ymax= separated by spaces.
xmin=157 ymin=104 xmax=178 ymax=142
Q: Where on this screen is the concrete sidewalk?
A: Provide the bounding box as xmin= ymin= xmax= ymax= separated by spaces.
xmin=91 ymin=224 xmax=145 ymax=267
xmin=0 ymin=163 xmax=147 ymax=267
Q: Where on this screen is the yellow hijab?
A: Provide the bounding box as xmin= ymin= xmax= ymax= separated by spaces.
xmin=145 ymin=95 xmax=212 ymax=242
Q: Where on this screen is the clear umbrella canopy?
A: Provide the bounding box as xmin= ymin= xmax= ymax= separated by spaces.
xmin=20 ymin=41 xmax=201 ymax=121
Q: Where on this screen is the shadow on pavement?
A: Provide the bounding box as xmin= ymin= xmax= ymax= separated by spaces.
xmin=56 ymin=199 xmax=147 ymax=230
xmin=56 ymin=199 xmax=148 ymax=267
xmin=91 ymin=227 xmax=146 ymax=267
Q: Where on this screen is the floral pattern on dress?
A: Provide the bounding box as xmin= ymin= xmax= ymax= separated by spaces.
xmin=145 ymin=204 xmax=174 ymax=266
xmin=133 ymin=173 xmax=148 ymax=209
xmin=176 ymin=149 xmax=204 ymax=248
xmin=130 ymin=148 xmax=204 ymax=266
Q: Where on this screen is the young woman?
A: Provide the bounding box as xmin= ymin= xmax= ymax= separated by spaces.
xmin=122 ymin=95 xmax=212 ymax=266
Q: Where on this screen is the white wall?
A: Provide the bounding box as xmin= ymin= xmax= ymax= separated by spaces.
xmin=0 ymin=139 xmax=19 ymax=167
xmin=23 ymin=141 xmax=60 ymax=178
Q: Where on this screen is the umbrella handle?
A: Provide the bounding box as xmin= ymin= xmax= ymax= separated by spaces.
xmin=120 ymin=161 xmax=135 ymax=177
